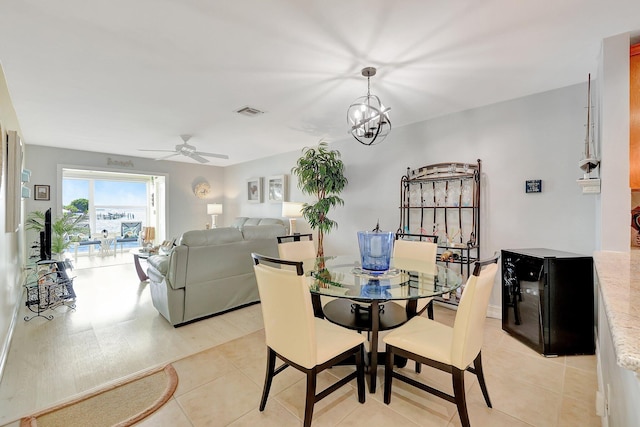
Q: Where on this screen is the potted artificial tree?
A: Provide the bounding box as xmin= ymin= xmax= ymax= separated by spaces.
xmin=292 ymin=141 xmax=347 ymax=258
xmin=26 ymin=210 xmax=88 ymax=259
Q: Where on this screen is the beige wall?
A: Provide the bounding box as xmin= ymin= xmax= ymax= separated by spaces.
xmin=0 ymin=64 xmax=24 ymax=379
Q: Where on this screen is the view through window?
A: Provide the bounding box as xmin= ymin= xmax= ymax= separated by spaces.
xmin=62 ymin=169 xmax=160 ymax=255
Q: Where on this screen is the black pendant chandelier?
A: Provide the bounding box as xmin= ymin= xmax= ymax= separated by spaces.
xmin=347 ymin=67 xmax=391 ymax=146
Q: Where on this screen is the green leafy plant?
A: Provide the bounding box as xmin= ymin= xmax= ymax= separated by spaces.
xmin=26 ymin=210 xmax=88 ymax=256
xmin=292 ymin=141 xmax=347 ymax=258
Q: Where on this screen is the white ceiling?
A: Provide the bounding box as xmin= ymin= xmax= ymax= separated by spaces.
xmin=1 ymin=0 xmax=639 ymax=166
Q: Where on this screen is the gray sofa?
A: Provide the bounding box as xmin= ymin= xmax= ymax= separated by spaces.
xmin=147 ymin=221 xmax=286 ymax=326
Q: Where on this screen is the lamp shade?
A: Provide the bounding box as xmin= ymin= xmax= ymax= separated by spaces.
xmin=282 ymin=202 xmax=303 ymax=218
xmin=207 ymin=203 xmax=223 ymax=215
xmin=142 ymin=226 xmax=156 ymax=242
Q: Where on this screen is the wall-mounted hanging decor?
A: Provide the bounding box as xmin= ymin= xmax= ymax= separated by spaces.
xmin=525 ymin=180 xmax=542 ymax=193
xmin=267 ymin=175 xmax=287 ymax=203
xmin=193 ymin=181 xmax=211 ymax=199
xmin=0 ymin=121 xmax=4 ymax=193
xmin=247 ymin=177 xmax=262 ymax=203
xmin=5 ymin=130 xmax=22 ymax=232
xmin=34 ymin=184 xmax=50 ymax=201
xmin=577 ymin=73 xmax=601 ymax=194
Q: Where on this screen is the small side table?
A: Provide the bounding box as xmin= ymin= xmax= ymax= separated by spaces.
xmin=130 ymin=248 xmax=151 ymax=281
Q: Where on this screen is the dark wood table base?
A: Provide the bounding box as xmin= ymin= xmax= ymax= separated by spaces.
xmin=321 ymin=298 xmax=412 ymax=393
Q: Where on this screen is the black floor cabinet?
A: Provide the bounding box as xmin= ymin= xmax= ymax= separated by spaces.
xmin=501 ymin=248 xmax=595 ymax=356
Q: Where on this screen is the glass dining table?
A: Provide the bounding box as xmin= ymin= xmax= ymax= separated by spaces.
xmin=307 ymin=256 xmax=464 ymax=393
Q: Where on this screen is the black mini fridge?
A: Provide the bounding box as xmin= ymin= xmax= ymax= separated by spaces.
xmin=501 ymin=248 xmax=595 ymax=356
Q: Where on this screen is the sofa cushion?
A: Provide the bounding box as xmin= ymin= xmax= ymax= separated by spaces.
xmin=244 ymin=218 xmax=262 ymax=226
xmin=242 ymin=224 xmax=287 ymax=240
xmin=180 ymin=227 xmax=243 ymax=246
xmin=230 ymin=217 xmax=249 ymax=229
xmin=258 ymin=218 xmax=286 ymax=226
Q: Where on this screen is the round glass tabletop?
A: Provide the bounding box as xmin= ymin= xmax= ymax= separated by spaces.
xmin=308 ymin=256 xmax=463 ymax=302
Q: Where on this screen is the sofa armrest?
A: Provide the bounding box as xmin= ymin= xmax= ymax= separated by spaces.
xmin=166 ymin=245 xmax=188 ymax=290
xmin=147 ymin=254 xmax=169 ymax=275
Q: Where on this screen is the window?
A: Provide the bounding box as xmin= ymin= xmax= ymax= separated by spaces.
xmin=62 ymin=169 xmax=165 ymax=253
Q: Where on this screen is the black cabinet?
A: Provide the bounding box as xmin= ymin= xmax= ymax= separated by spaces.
xmin=502 ymin=248 xmax=595 ymax=356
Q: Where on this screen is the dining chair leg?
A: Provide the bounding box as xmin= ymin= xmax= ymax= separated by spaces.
xmin=426 ymin=300 xmax=434 ymax=320
xmin=303 ymin=371 xmax=317 ymax=427
xmin=356 ymin=344 xmax=366 ymax=403
xmin=474 ymin=352 xmax=492 ymax=408
xmin=414 ymin=301 xmax=433 ymax=374
xmin=452 ymin=368 xmax=470 ymax=427
xmin=259 ymin=347 xmax=277 ymax=411
xmin=383 ymin=345 xmax=394 ymax=404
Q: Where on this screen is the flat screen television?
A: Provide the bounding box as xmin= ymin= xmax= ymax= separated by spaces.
xmin=40 ymin=208 xmax=52 ymax=261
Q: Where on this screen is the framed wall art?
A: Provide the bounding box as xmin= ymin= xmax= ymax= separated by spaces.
xmin=5 ymin=130 xmax=22 ymax=232
xmin=267 ymin=175 xmax=287 ymax=203
xmin=34 ymin=184 xmax=50 ymax=201
xmin=247 ymin=177 xmax=262 ymax=203
xmin=0 ymin=121 xmax=4 ymax=194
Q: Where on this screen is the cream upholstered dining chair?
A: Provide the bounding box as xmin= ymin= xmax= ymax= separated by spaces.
xmin=276 ymin=233 xmax=339 ymax=311
xmin=382 ymin=253 xmax=500 ymax=427
xmin=391 ymin=238 xmax=439 ymax=373
xmin=391 ymin=238 xmax=438 ymax=319
xmin=277 ymin=233 xmax=315 ymax=272
xmin=252 ymin=253 xmax=366 ymax=427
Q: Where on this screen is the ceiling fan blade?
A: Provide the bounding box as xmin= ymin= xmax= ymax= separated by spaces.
xmin=138 ymin=149 xmax=176 ymax=153
xmin=188 ymin=153 xmax=210 ymax=163
xmin=196 ymin=151 xmax=230 ymax=160
xmin=155 ymin=153 xmax=180 ymax=161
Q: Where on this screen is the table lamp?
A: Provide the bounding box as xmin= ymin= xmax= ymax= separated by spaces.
xmin=142 ymin=226 xmax=156 ymax=246
xmin=207 ymin=203 xmax=223 ymax=228
xmin=282 ymin=201 xmax=304 ymax=234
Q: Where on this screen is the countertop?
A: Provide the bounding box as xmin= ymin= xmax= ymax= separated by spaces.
xmin=594 ymin=250 xmax=640 ymax=372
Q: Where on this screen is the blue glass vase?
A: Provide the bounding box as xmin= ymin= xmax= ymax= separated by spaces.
xmin=357 ymin=230 xmax=394 ymax=272
xmin=360 ymin=279 xmax=391 ymax=298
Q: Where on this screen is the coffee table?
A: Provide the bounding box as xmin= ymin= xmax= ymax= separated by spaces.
xmin=130 ymin=248 xmax=151 ymax=281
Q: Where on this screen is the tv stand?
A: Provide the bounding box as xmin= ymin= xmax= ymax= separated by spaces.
xmin=24 ymin=260 xmax=76 ymax=321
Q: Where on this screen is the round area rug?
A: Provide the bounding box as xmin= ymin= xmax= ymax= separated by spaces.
xmin=20 ymin=364 xmax=178 ymax=427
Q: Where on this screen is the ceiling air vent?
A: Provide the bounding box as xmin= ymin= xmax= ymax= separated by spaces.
xmin=235 ymin=106 xmax=265 ymax=117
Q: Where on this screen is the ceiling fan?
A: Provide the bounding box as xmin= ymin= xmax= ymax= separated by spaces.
xmin=139 ymin=135 xmax=229 ymax=163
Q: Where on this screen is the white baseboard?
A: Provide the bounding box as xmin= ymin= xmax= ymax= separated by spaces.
xmin=434 ymin=301 xmax=502 ymax=320
xmin=0 ymin=284 xmax=23 ymax=384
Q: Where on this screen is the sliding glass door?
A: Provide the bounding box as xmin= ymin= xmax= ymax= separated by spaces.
xmin=61 ymin=168 xmax=165 ymax=254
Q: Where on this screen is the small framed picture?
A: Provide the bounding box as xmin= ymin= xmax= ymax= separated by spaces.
xmin=247 ymin=177 xmax=262 ymax=203
xmin=267 ymin=175 xmax=287 ymax=203
xmin=34 ymin=184 xmax=50 ymax=201
xmin=525 ymin=180 xmax=542 ymax=193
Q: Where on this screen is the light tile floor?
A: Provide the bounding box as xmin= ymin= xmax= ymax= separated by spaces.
xmin=0 ymin=254 xmax=600 ymax=426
